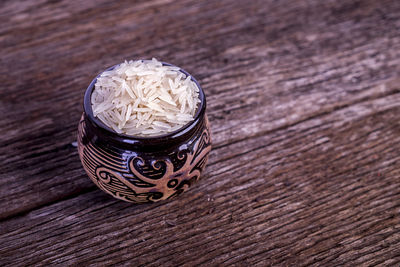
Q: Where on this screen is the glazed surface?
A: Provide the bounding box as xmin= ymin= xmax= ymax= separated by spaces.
xmin=78 ymin=114 xmax=211 ymax=203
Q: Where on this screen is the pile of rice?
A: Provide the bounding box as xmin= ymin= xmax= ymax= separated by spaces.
xmin=91 ymin=58 xmax=200 ymax=136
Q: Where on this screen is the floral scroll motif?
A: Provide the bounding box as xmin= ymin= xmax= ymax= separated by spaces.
xmin=78 ymin=116 xmax=211 ymax=203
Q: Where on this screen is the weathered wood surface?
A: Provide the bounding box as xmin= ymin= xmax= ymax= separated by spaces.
xmin=1 ymin=0 xmax=400 ymax=265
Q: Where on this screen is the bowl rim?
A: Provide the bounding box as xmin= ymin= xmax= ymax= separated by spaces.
xmin=83 ymin=60 xmax=206 ymax=143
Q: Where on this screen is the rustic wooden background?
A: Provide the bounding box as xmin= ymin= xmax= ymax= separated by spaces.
xmin=1 ymin=0 xmax=400 ymax=266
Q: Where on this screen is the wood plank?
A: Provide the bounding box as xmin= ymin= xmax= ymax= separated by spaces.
xmin=1 ymin=92 xmax=399 ymax=266
xmin=1 ymin=0 xmax=400 ymax=265
xmin=1 ymin=0 xmax=399 ymax=219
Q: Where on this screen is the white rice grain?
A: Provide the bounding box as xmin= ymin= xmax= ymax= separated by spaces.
xmin=91 ymin=59 xmax=200 ymax=136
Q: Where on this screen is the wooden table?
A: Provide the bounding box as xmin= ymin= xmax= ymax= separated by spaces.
xmin=1 ymin=0 xmax=400 ymax=265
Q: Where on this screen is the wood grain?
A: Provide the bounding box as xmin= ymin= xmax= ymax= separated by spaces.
xmin=1 ymin=0 xmax=400 ymax=265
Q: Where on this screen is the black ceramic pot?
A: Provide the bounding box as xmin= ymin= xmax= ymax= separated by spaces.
xmin=77 ymin=62 xmax=211 ymax=203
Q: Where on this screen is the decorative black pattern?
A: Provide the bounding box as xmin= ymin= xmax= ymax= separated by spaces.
xmin=78 ymin=115 xmax=212 ymax=203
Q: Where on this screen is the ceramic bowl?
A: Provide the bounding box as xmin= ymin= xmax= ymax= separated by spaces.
xmin=77 ymin=62 xmax=211 ymax=203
